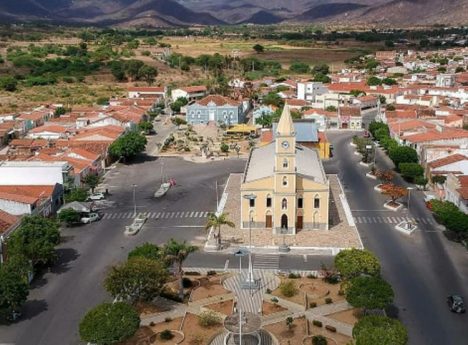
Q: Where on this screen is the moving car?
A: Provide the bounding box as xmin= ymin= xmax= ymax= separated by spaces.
xmin=447 ymin=295 xmax=465 ymax=313
xmin=87 ymin=192 xmax=105 ymax=201
xmin=81 ymin=213 xmax=100 ymax=224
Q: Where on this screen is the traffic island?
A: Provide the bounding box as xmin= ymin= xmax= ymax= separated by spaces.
xmin=395 ymin=221 xmax=417 ymax=235
xmin=383 ymin=201 xmax=403 ymax=212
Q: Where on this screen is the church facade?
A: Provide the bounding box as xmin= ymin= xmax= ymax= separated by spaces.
xmin=240 ymin=106 xmax=330 ymax=234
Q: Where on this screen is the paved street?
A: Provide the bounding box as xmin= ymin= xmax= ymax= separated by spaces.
xmin=325 ymin=131 xmax=468 ymax=345
xmin=1 ymin=129 xmax=467 ymax=345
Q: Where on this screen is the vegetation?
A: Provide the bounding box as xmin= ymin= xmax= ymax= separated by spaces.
xmin=346 ymin=276 xmax=394 ymax=310
xmin=312 ymin=335 xmax=328 ymax=345
xmin=430 ymin=200 xmax=468 ymax=241
xmin=164 ymin=239 xmax=198 ymax=300
xmin=65 ymin=187 xmax=88 ymax=202
xmin=109 ymin=132 xmax=147 ymax=161
xmin=171 ymin=97 xmax=188 ymax=113
xmin=205 ymin=212 xmax=235 ymax=247
xmin=7 ymin=216 xmax=60 ymax=267
xmin=381 ymin=184 xmax=408 ymax=204
xmin=398 ymin=163 xmax=424 ymax=183
xmin=0 ymin=261 xmax=30 ymax=320
xmin=58 ymin=208 xmax=81 ymax=226
xmin=353 ymin=315 xmax=408 ymax=345
xmin=79 ymin=302 xmax=140 ymax=345
xmin=198 ymin=310 xmax=222 ymax=327
xmin=286 ymin=316 xmax=294 ymax=330
xmin=334 ymin=248 xmax=380 ymax=279
xmin=83 ymin=174 xmax=100 ymax=193
xmin=280 ymin=280 xmax=298 ymax=297
xmin=389 ymin=146 xmax=418 ymax=169
xmin=128 ymin=242 xmax=163 ymax=262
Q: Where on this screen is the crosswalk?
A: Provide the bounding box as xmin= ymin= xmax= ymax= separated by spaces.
xmin=253 ymin=254 xmax=280 ymax=270
xmin=101 ymin=210 xmax=210 ymax=220
xmin=353 ymin=216 xmax=436 ymax=225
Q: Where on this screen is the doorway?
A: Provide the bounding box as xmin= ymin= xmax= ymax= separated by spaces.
xmin=281 ymin=214 xmax=288 ymax=230
xmin=265 ymin=215 xmax=272 ymax=228
xmin=296 ymin=216 xmax=303 ymax=230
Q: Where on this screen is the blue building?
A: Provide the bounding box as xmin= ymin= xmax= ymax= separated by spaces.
xmin=186 ymin=95 xmax=244 ymax=125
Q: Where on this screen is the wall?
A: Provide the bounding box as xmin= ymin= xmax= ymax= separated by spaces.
xmin=0 ymin=199 xmax=32 ymax=216
xmin=0 ymin=166 xmax=64 ymax=185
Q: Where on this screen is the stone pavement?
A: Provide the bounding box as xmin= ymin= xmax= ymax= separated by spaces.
xmin=206 ymin=173 xmax=363 ymax=252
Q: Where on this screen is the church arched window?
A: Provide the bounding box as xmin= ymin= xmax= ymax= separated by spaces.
xmin=282 ymin=198 xmax=287 ymax=210
xmin=282 ymin=176 xmax=288 ymax=186
xmin=314 ymin=195 xmax=320 ymax=209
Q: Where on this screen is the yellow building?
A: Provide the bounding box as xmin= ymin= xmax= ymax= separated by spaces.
xmin=241 ymin=106 xmax=330 ymax=234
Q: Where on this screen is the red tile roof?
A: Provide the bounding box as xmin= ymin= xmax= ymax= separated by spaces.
xmin=0 ymin=209 xmax=18 ymax=234
xmin=0 ymin=185 xmax=54 ymax=205
xmin=403 ymin=128 xmax=468 ymax=143
xmin=181 ymin=86 xmax=207 ymax=93
xmin=195 ymin=95 xmax=240 ymax=107
xmin=286 ymin=99 xmax=308 ymax=107
xmin=30 ymin=124 xmax=69 ymax=134
xmin=428 ymin=154 xmax=468 ymax=168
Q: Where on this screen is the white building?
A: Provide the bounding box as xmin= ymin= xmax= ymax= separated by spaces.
xmin=297 ymin=82 xmax=328 ymax=102
xmin=171 ymin=86 xmax=207 ymax=102
xmin=0 ymin=161 xmax=73 ymax=187
xmin=436 ymin=74 xmax=456 ymax=88
xmin=128 ymin=87 xmax=166 ymax=99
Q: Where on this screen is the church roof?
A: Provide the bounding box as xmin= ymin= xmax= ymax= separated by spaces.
xmin=244 ymin=142 xmax=327 ymax=184
xmin=276 ymin=106 xmax=295 ymax=136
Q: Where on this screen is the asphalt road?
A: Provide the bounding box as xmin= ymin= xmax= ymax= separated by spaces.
xmin=325 ymin=131 xmax=468 ymax=345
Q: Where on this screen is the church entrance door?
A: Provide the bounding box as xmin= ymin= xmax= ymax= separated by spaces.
xmin=265 ymin=215 xmax=272 ymax=228
xmin=281 ymin=214 xmax=288 ymax=230
xmin=296 ymin=216 xmax=303 ymax=230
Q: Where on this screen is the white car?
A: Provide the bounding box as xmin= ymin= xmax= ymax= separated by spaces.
xmin=81 ymin=213 xmax=100 ymax=224
xmin=87 ymin=193 xmax=105 ymax=201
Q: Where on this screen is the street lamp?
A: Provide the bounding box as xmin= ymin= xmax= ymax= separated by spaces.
xmin=132 ymin=184 xmax=138 ymax=217
xmin=406 ymin=187 xmax=415 ymax=229
xmin=242 ymin=193 xmax=257 ymax=291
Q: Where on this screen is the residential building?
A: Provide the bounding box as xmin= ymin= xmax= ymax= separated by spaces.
xmin=445 ymin=174 xmax=468 ymax=214
xmin=0 ymin=161 xmax=74 ymax=188
xmin=338 ymin=106 xmax=362 ymax=129
xmin=0 ymin=184 xmax=63 ymax=216
xmin=186 ymin=95 xmax=244 ymax=125
xmin=240 ymin=106 xmax=329 ymax=234
xmin=297 ymin=82 xmax=328 ymax=102
xmin=171 ymin=86 xmax=207 ymax=101
xmin=128 ymin=86 xmax=166 ymax=99
xmin=436 ymin=74 xmax=456 ymax=88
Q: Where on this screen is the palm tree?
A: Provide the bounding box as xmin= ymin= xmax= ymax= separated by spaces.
xmin=205 ymin=212 xmax=235 ymax=248
xmin=164 ymin=239 xmax=198 ymax=300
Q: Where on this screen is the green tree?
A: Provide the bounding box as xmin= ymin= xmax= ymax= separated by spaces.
xmin=124 ymin=60 xmax=144 ymax=81
xmin=253 ymin=44 xmax=265 ymax=53
xmin=367 ymin=76 xmax=382 ymax=86
xmin=164 ymin=239 xmax=198 ymax=300
xmin=256 ymin=113 xmax=273 ymax=128
xmin=0 ymin=76 xmax=18 ymax=92
xmin=350 ymin=89 xmax=366 ymax=97
xmin=205 ymin=212 xmax=235 ymax=247
xmin=170 ymin=97 xmax=188 ymax=113
xmin=220 ymin=143 xmax=229 ymax=153
xmin=312 ymin=64 xmax=330 ymax=75
xmin=286 ymin=316 xmax=294 ymax=330
xmin=58 ymin=208 xmax=81 ymax=226
xmin=0 ymin=263 xmax=30 ymax=319
xmin=79 ymin=302 xmax=140 ymax=345
xmin=398 ymin=163 xmax=424 ymax=182
xmin=128 ymin=243 xmax=163 ymax=262
xmin=109 ymin=132 xmax=147 ymax=161
xmin=415 ymin=176 xmax=428 ymax=189
xmin=366 ymin=59 xmax=379 ymax=70
xmin=289 ymin=62 xmax=310 ymax=74
xmin=7 ymin=216 xmax=60 ymax=267
xmin=54 ymin=106 xmax=67 ymax=117
xmin=138 ymin=65 xmax=158 ymax=85
xmin=263 ymin=92 xmax=284 ymax=107
xmin=138 ymin=121 xmax=154 ymax=134
xmin=84 ymin=174 xmax=100 ymax=193
xmin=313 ymin=73 xmax=331 ymax=83
xmin=353 ymin=315 xmax=408 ymax=345
xmin=104 ymin=258 xmax=168 ymax=303
xmin=65 ymin=188 xmax=88 ymax=202
xmin=389 ymin=146 xmax=418 ymax=169
xmin=346 ymin=276 xmax=394 ymax=310
xmin=334 ymin=248 xmax=380 ymax=280
xmin=382 ymin=78 xmax=397 ymax=85
xmin=431 ymin=175 xmax=446 ymax=185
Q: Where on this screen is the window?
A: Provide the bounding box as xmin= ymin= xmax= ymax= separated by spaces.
xmin=314 ymin=196 xmax=320 ymax=209
xmin=266 ymin=196 xmax=272 ymax=208
xmin=283 ymin=159 xmax=288 ymax=168
xmin=282 ymin=176 xmax=288 ymax=186
xmin=298 ymin=197 xmax=303 ymax=209
xmin=282 ymin=198 xmax=287 ymax=210
xmin=249 ymin=198 xmax=255 ymax=208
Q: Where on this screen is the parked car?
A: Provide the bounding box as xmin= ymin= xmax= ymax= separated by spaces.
xmin=87 ymin=192 xmax=105 ymax=201
xmin=447 ymin=295 xmax=465 ymax=313
xmin=81 ymin=213 xmax=101 ymax=224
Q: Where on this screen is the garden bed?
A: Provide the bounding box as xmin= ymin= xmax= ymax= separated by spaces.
xmin=383 ymin=201 xmax=403 ymax=211
xmin=190 ymin=275 xmax=231 ymax=302
xmin=205 ymin=300 xmax=233 ymax=316
xmin=327 ymin=308 xmax=361 ymax=325
xmin=180 ymin=313 xmax=223 ymax=345
xmin=264 ymin=316 xmax=307 ymax=345
xmin=366 ymin=172 xmax=378 ymax=180
xmin=307 ymin=323 xmax=353 ymax=345
xmin=262 ymin=301 xmax=288 ymax=316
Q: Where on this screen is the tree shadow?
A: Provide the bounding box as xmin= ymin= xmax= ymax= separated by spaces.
xmin=0 ymin=299 xmax=48 ymax=325
xmin=50 ymin=247 xmax=80 ymax=275
xmin=124 ymin=154 xmax=159 ymax=165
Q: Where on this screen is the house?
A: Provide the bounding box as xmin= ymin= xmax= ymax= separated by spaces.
xmin=445 ymin=174 xmax=468 ymax=214
xmin=285 ymin=99 xmax=309 ymax=110
xmin=27 ymin=124 xmax=71 ymax=140
xmin=186 ymin=95 xmax=244 ymax=125
xmin=240 ymin=106 xmax=329 ymax=233
xmin=0 ymin=184 xmax=63 ymax=216
xmin=296 ymin=82 xmax=328 ymax=102
xmin=72 ymin=125 xmax=124 ymax=143
xmin=302 ymin=109 xmax=334 ymax=131
xmin=0 ymin=161 xmax=74 ymax=189
xmin=427 ymin=154 xmax=468 ymax=180
xmin=436 ymin=74 xmax=456 ymax=88
xmin=401 ymin=127 xmax=468 ymax=156
xmin=171 ymin=86 xmax=207 ymax=102
xmin=338 ymin=106 xmax=362 ymax=129
xmin=17 ymin=109 xmax=52 ymax=130
xmin=253 ymin=105 xmax=275 ymax=126
xmin=128 ymin=86 xmax=166 ymax=99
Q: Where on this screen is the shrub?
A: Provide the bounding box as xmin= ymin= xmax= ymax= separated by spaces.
xmin=198 ymin=311 xmax=222 ymax=327
xmin=164 ymin=317 xmax=172 ymax=322
xmin=288 ymin=272 xmax=301 ymax=279
xmin=160 ymin=329 xmax=174 ymax=340
xmin=307 ymin=273 xmax=317 ymax=279
xmin=325 ymin=325 xmax=336 ymax=332
xmin=182 ymin=277 xmax=192 ymax=288
xmin=389 ymin=146 xmax=418 ymax=168
xmin=206 ymin=270 xmax=217 ymax=276
xmin=312 ymin=320 xmax=323 ymax=327
xmin=271 ymin=297 xmax=279 ymax=303
xmin=323 ymin=273 xmax=341 ymax=285
xmin=399 ymin=162 xmax=424 ymax=182
xmin=309 ymin=302 xmax=317 ymax=308
xmin=184 ymin=271 xmax=201 ymax=276
xmin=312 ymin=335 xmax=328 ymax=345
xmin=280 ymin=281 xmax=298 ymax=297
xmin=266 ymin=288 xmax=272 ymax=294
xmin=325 ymin=297 xmax=333 ymax=304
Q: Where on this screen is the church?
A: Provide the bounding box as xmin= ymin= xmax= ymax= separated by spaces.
xmin=240 ymin=106 xmax=330 ymax=234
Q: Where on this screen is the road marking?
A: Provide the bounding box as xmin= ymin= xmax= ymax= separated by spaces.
xmin=303 ymin=255 xmax=307 ymax=263
xmin=169 ymin=212 xmax=175 ymax=218
xmin=190 ymin=211 xmax=195 ymax=217
xmin=175 ymin=211 xmax=180 ymax=218
xmin=224 ymin=260 xmax=229 ymax=271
